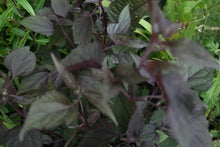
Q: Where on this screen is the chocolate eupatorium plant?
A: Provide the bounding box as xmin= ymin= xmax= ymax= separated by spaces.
xmin=0 ymin=0 xmax=217 ymax=146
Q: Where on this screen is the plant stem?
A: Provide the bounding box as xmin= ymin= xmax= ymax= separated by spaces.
xmin=7 ymin=100 xmax=24 ymax=118
xmin=99 ymin=0 xmax=108 ymax=45
xmin=64 ymin=125 xmax=83 ymax=147
xmin=120 ymin=88 xmax=131 ymax=99
xmin=131 ymin=85 xmax=136 ymax=109
xmin=199 ymin=6 xmax=208 ymax=42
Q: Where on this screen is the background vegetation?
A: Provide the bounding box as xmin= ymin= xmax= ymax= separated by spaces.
xmin=0 ymin=0 xmax=219 ymax=146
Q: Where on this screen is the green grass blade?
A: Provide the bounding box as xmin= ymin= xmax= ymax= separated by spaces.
xmin=185 ymin=22 xmax=197 ymax=39
xmin=139 ymin=19 xmax=152 ymax=34
xmin=34 ymin=0 xmax=46 ymax=11
xmin=0 ymin=7 xmax=15 ymax=31
xmin=16 ymin=0 xmax=35 ymax=16
xmin=167 ymin=0 xmax=175 ymax=22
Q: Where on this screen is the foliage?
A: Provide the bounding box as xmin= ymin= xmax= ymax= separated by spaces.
xmin=0 ymin=0 xmax=219 ymax=146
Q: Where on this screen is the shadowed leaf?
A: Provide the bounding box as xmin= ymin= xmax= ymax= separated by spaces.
xmin=79 ymin=120 xmax=116 ymax=147
xmin=51 ymin=0 xmax=71 ymax=17
xmin=111 ymin=95 xmax=134 ymax=133
xmin=72 ymin=12 xmax=92 ymax=45
xmin=19 ymin=16 xmax=54 ymax=36
xmin=0 ymin=121 xmax=9 ymax=144
xmin=17 ymin=72 xmax=49 ymax=94
xmin=4 ymin=46 xmax=36 ymax=77
xmin=19 ymin=91 xmax=77 ymax=140
xmin=116 ymin=65 xmax=147 ymax=84
xmin=5 ymin=128 xmax=42 ymax=147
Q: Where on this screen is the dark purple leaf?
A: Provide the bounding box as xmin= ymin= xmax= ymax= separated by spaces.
xmin=17 ymin=72 xmax=49 ymax=94
xmin=10 ymin=90 xmax=40 ymax=105
xmin=107 ymin=5 xmax=131 ymax=35
xmin=19 ymin=15 xmax=54 ymax=36
xmin=127 ymin=106 xmax=145 ymax=139
xmin=110 ymin=35 xmax=148 ymax=49
xmin=51 ymin=0 xmax=71 ymax=17
xmin=36 ymin=7 xmax=57 ymax=20
xmin=5 ymin=128 xmax=42 ymax=147
xmin=79 ymin=120 xmax=116 ymax=147
xmin=151 ymin=1 xmax=179 ymax=37
xmin=62 ymin=41 xmax=104 ymax=67
xmin=116 ymin=65 xmax=147 ymax=84
xmin=87 ymin=109 xmax=100 ymax=125
xmin=19 ymin=91 xmax=78 ymax=140
xmin=111 ymin=95 xmax=134 ymax=133
xmin=161 ymin=72 xmax=213 ymax=147
xmin=78 ymin=69 xmax=118 ymax=125
xmin=169 ymin=39 xmax=219 ymax=69
xmin=72 ymin=12 xmax=93 ymax=45
xmin=4 ymin=46 xmax=36 ymax=77
xmin=51 ymin=54 xmax=76 ymax=89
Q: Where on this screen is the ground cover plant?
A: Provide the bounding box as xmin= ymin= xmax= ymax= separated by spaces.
xmin=0 ymin=0 xmax=219 ymax=146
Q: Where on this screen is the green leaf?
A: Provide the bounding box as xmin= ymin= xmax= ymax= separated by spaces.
xmin=157 ymin=137 xmax=178 ymax=147
xmin=72 ymin=12 xmax=93 ymax=45
xmin=170 ymin=39 xmax=219 ymax=69
xmin=51 ymin=54 xmax=76 ymax=89
xmin=187 ymin=67 xmax=214 ymax=91
xmin=200 ymin=72 xmax=220 ymax=107
xmin=51 ymin=0 xmax=71 ymax=17
xmin=4 ymin=46 xmax=36 ymax=77
xmin=5 ymin=128 xmax=42 ymax=147
xmin=0 ymin=7 xmax=15 ymax=31
xmin=17 ymin=0 xmax=35 ymax=16
xmin=150 ymin=109 xmax=166 ymax=125
xmin=139 ymin=124 xmax=159 ymax=143
xmin=107 ymin=5 xmax=131 ymax=35
xmin=139 ymin=19 xmax=152 ymax=34
xmin=161 ymin=72 xmax=213 ymax=147
xmin=19 ymin=15 xmax=54 ymax=36
xmin=19 ymin=91 xmax=78 ymax=140
xmin=111 ymin=95 xmax=134 ymax=133
xmin=184 ymin=22 xmax=197 ymax=39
